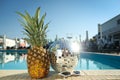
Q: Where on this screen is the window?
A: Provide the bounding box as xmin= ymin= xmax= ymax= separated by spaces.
xmin=117 ymin=19 xmax=120 ymax=25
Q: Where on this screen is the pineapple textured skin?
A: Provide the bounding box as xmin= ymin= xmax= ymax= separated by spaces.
xmin=27 ymin=46 xmax=50 ymax=78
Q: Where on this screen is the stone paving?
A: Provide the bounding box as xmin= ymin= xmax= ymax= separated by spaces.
xmin=0 ymin=70 xmax=120 ymax=80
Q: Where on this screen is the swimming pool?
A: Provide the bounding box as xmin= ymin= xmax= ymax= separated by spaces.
xmin=0 ymin=50 xmax=120 ymax=70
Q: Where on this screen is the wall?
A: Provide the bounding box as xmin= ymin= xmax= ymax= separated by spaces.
xmin=6 ymin=39 xmax=16 ymax=47
xmin=101 ymin=14 xmax=120 ymax=32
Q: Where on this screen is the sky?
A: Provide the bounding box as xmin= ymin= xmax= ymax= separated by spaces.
xmin=0 ymin=0 xmax=120 ymax=41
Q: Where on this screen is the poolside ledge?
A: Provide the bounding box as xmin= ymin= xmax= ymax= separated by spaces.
xmin=0 ymin=70 xmax=120 ymax=80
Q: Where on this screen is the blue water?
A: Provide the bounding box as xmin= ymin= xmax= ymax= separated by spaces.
xmin=0 ymin=51 xmax=120 ymax=70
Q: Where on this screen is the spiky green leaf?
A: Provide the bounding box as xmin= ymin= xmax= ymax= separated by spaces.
xmin=17 ymin=7 xmax=49 ymax=47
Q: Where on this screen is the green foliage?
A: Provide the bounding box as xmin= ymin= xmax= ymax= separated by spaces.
xmin=17 ymin=7 xmax=49 ymax=47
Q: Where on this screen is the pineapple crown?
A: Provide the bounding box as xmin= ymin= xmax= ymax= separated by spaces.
xmin=17 ymin=7 xmax=49 ymax=47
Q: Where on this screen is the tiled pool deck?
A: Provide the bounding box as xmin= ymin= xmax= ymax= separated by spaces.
xmin=0 ymin=70 xmax=120 ymax=80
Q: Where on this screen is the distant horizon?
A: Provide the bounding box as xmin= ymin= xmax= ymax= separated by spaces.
xmin=1 ymin=0 xmax=120 ymax=41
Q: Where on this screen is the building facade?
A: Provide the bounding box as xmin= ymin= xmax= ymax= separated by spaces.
xmin=97 ymin=14 xmax=120 ymax=48
xmin=0 ymin=35 xmax=16 ymax=49
xmin=0 ymin=35 xmax=29 ymax=49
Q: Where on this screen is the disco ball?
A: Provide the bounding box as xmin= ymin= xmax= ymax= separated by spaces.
xmin=49 ymin=39 xmax=81 ymax=73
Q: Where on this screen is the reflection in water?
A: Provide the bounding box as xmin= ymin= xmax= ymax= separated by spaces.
xmin=76 ymin=58 xmax=92 ymax=70
xmin=79 ymin=56 xmax=82 ymax=68
xmin=0 ymin=52 xmax=27 ymax=68
xmin=0 ymin=52 xmax=119 ymax=70
xmin=75 ymin=55 xmax=119 ymax=70
xmin=86 ymin=59 xmax=89 ymax=70
xmin=94 ymin=61 xmax=103 ymax=69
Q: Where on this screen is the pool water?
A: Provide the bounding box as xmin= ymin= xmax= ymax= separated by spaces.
xmin=0 ymin=51 xmax=120 ymax=70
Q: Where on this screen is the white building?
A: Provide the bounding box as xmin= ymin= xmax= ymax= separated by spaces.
xmin=0 ymin=35 xmax=29 ymax=49
xmin=6 ymin=38 xmax=16 ymax=48
xmin=97 ymin=14 xmax=120 ymax=47
xmin=0 ymin=35 xmax=16 ymax=49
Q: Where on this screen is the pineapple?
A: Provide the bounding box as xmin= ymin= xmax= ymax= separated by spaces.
xmin=17 ymin=7 xmax=50 ymax=79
